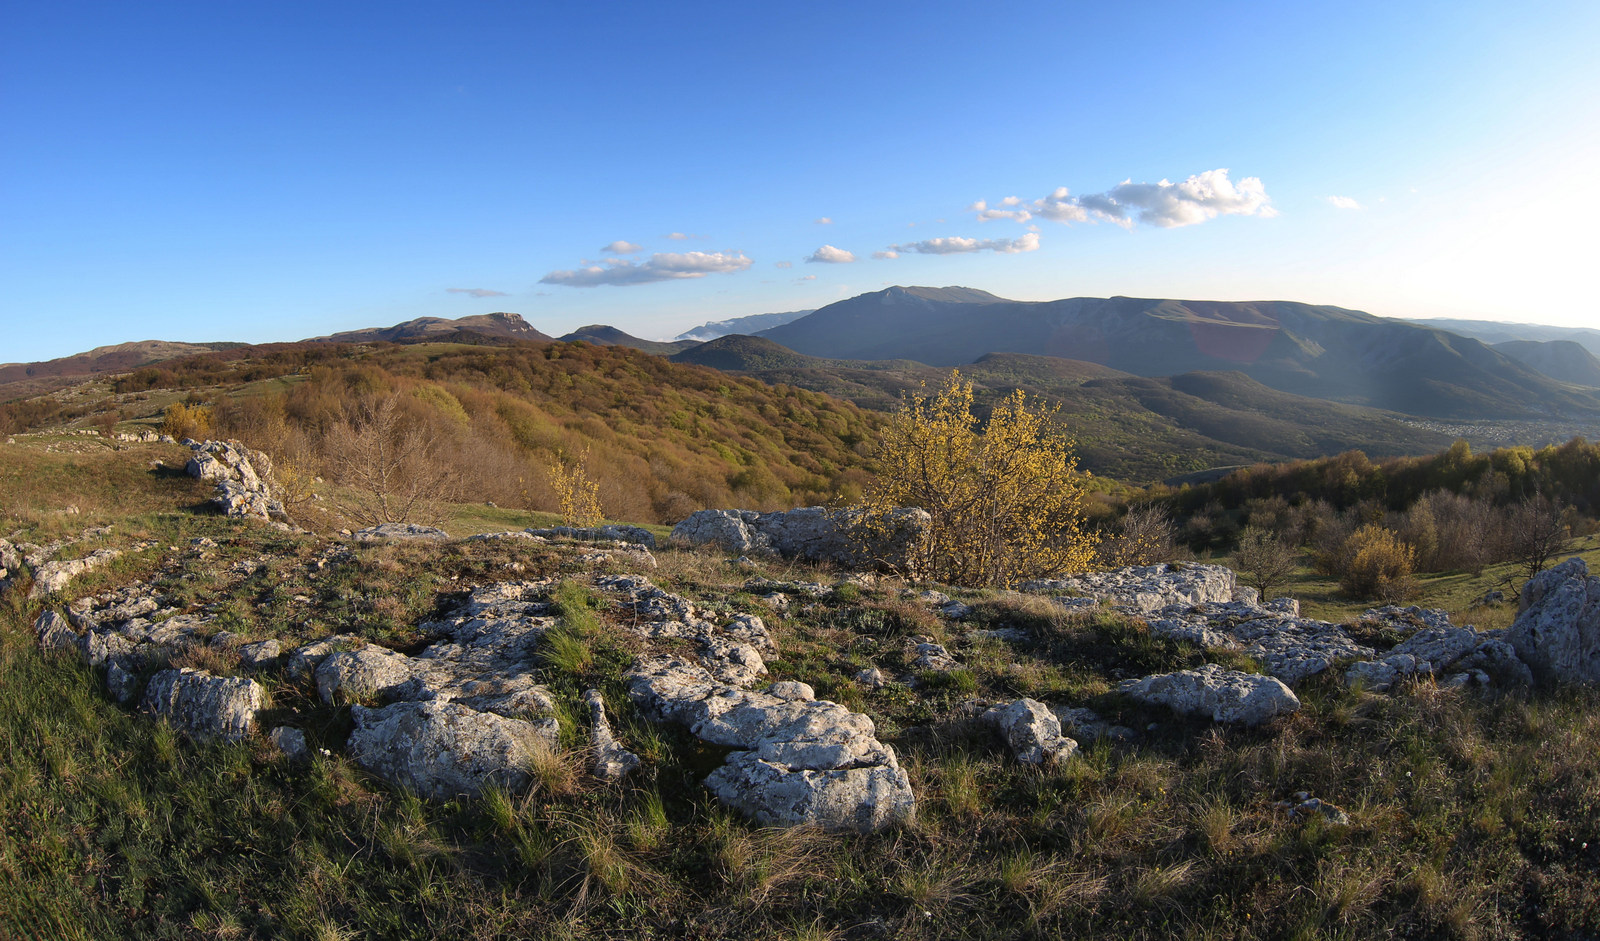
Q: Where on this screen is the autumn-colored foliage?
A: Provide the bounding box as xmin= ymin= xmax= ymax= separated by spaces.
xmin=861 ymin=370 xmax=1097 ymax=587
xmin=547 ymin=448 xmax=604 ymax=528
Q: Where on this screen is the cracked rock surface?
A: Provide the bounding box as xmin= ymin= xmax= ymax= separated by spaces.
xmin=605 ymin=574 xmax=914 ymax=832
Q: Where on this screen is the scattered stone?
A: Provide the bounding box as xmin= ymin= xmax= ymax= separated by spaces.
xmin=1276 ymin=793 xmax=1351 ymax=826
xmin=1508 ymin=557 xmax=1600 ymax=686
xmin=1118 ymin=664 xmax=1300 ymax=726
xmin=909 ymin=637 xmax=958 ymax=672
xmin=105 ymin=662 xmax=140 ymax=704
xmin=352 ymin=523 xmax=450 ymax=542
xmin=767 ymin=680 xmax=816 ymax=702
xmin=1146 ymin=598 xmax=1374 ymax=685
xmin=236 ymin=638 xmax=282 ymax=669
xmin=983 ymin=698 xmax=1079 ymax=764
xmin=1024 ymin=563 xmax=1238 ymax=616
xmin=270 ymin=726 xmax=312 ymax=764
xmin=854 ymin=666 xmax=887 ymax=688
xmin=585 ymin=689 xmax=640 ymax=782
xmin=34 ymin=610 xmax=78 ymax=654
xmin=140 ymin=668 xmax=265 ymax=743
xmin=285 ymin=635 xmax=365 ymax=680
xmin=28 ymin=547 xmax=122 ymax=599
xmin=347 ymin=700 xmax=560 ymax=801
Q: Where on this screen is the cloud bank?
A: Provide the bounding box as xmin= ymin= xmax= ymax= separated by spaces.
xmin=883 ymin=232 xmax=1040 ymax=256
xmin=806 ymin=244 xmax=855 ymax=264
xmin=978 ymin=169 xmax=1275 ymax=229
xmin=446 ymin=287 xmax=508 ymax=298
xmin=540 ymin=251 xmax=752 ymax=287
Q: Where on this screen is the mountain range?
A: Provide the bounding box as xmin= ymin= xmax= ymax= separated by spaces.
xmin=7 ymin=287 xmax=1598 ymax=482
xmin=754 ymin=287 xmax=1600 ymax=419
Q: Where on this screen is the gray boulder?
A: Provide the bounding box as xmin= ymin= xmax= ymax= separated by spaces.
xmin=983 ymin=698 xmax=1079 ymax=764
xmin=270 ymin=726 xmax=312 ymax=764
xmin=347 ymin=700 xmax=560 ymax=801
xmin=316 ymin=644 xmax=418 ymax=705
xmin=34 ymin=610 xmax=78 ymax=654
xmin=585 ymin=688 xmax=640 ymax=782
xmin=140 ymin=668 xmax=264 ymax=743
xmin=353 ymin=523 xmax=450 ymax=542
xmin=671 ymin=506 xmax=930 ymax=573
xmin=706 ymin=751 xmax=916 ymax=832
xmin=1508 ymin=557 xmax=1600 ymax=686
xmin=1118 ymin=663 xmax=1300 ymax=726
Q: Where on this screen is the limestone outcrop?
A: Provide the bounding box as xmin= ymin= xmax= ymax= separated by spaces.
xmin=670 ymin=506 xmax=930 ymax=572
xmin=140 ymin=668 xmax=265 ymax=743
xmin=1024 ymin=563 xmax=1240 ymax=615
xmin=1508 ymin=557 xmax=1600 ymax=686
xmin=605 ymin=574 xmax=914 ymax=831
xmin=347 ymin=700 xmax=560 ymax=800
xmin=1118 ymin=664 xmax=1300 ymax=726
xmin=983 ymin=698 xmax=1078 ymax=764
xmin=186 ymin=440 xmax=286 ymax=523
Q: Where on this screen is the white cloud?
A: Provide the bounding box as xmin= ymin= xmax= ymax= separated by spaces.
xmin=601 ymin=240 xmax=643 ymax=254
xmin=805 ymin=244 xmax=855 ymax=264
xmin=446 ymin=287 xmax=509 ymax=298
xmin=969 ymin=199 xmax=1033 ymax=223
xmin=981 ymin=169 xmax=1275 ymax=229
xmin=1326 ymin=195 xmax=1362 ymax=210
xmin=798 ymin=274 xmax=817 ymax=281
xmin=664 ymin=232 xmax=703 ymax=240
xmin=885 ymin=232 xmax=1041 ymax=256
xmin=774 ymin=260 xmax=793 ymax=269
xmin=540 ymin=251 xmax=752 ymax=287
xmin=815 ymin=216 xmax=832 ymax=224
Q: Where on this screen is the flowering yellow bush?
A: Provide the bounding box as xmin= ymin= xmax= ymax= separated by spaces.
xmin=548 ymin=448 xmax=604 ymax=528
xmin=860 ymin=370 xmax=1097 ymax=587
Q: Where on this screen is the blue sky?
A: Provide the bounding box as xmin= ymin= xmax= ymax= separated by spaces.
xmin=4 ymin=0 xmax=1598 ymax=363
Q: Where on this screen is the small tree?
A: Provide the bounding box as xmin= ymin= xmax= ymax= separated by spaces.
xmin=1097 ymin=503 xmax=1179 ymax=568
xmin=547 ymin=448 xmax=604 ymax=528
xmin=161 ymin=402 xmax=214 ymax=441
xmin=860 ymin=370 xmax=1097 ymax=587
xmin=1507 ymin=494 xmax=1569 ymax=589
xmin=1233 ymin=525 xmax=1299 ymax=599
xmin=324 ymin=394 xmax=458 ymax=526
xmin=1337 ymin=524 xmax=1416 ymax=602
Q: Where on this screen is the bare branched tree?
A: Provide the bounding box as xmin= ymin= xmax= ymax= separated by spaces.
xmin=324 ymin=393 xmax=459 ymax=526
xmin=1233 ymin=525 xmax=1300 ymax=600
xmin=1508 ymin=494 xmax=1570 ymax=591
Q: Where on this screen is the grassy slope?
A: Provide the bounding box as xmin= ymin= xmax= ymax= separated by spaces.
xmin=6 ymin=439 xmax=1600 ymax=939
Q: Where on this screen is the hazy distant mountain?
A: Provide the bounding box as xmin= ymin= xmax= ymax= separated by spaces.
xmin=758 ymin=288 xmax=1600 ymax=420
xmin=0 ymin=340 xmax=237 ymax=397
xmin=559 ymin=325 xmax=696 ymax=356
xmin=1492 ymin=340 xmax=1600 ymax=388
xmin=675 ymin=335 xmax=1456 ymax=480
xmin=312 ymin=312 xmax=551 ymax=344
xmin=1412 ymin=318 xmax=1600 ymax=358
xmin=674 ymin=309 xmax=815 ymax=342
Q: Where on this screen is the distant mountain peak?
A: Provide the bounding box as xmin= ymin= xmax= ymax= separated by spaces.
xmin=311 ymin=312 xmax=552 ymax=344
xmin=880 ymin=285 xmax=1012 ymax=304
